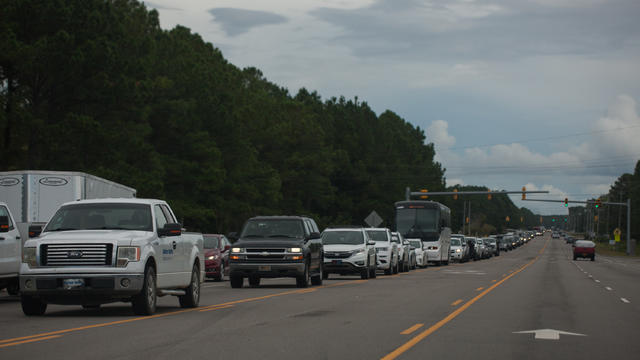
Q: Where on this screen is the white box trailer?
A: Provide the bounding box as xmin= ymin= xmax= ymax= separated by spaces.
xmin=0 ymin=171 xmax=136 ymax=241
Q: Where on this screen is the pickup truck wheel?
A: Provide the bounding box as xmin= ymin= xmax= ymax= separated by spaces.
xmin=132 ymin=265 xmax=157 ymax=315
xmin=296 ymin=263 xmax=310 ymax=288
xmin=179 ymin=264 xmax=201 ymax=308
xmin=21 ymin=295 xmax=47 ymax=316
xmin=230 ymin=275 xmax=243 ymax=288
xmin=591 ymin=256 xmax=595 ymax=261
xmin=322 ymin=271 xmax=329 ymax=280
xmin=384 ymin=264 xmax=392 ymax=275
xmin=311 ymin=264 xmax=323 ymax=286
xmin=360 ymin=265 xmax=370 ymax=280
xmin=248 ymin=276 xmax=261 ymax=287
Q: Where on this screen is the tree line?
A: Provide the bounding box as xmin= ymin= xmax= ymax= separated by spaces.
xmin=0 ymin=0 xmax=537 ymax=234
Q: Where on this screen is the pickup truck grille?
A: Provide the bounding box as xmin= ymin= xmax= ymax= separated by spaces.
xmin=41 ymin=244 xmax=113 ymax=266
xmin=244 ymin=248 xmax=287 ymax=262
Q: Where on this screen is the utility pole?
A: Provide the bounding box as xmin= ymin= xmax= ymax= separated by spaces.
xmin=462 ymin=200 xmax=466 ymax=235
xmin=468 ymin=201 xmax=471 ymax=236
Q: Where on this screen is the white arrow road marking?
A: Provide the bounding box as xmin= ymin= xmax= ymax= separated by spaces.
xmin=514 ymin=329 xmax=587 ymax=340
xmin=605 ymin=287 xmax=613 ymax=291
xmin=621 ymin=298 xmax=631 ymax=303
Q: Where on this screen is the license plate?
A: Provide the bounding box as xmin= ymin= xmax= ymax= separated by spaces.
xmin=332 ymin=260 xmax=342 ymax=264
xmin=583 ymin=253 xmax=588 ymax=257
xmin=63 ymin=278 xmax=85 ymax=289
xmin=258 ymin=265 xmax=271 ymax=272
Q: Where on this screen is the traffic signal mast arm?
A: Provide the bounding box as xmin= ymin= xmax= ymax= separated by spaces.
xmin=523 ymin=199 xmax=627 ymax=206
xmin=408 ymin=190 xmax=548 ymax=198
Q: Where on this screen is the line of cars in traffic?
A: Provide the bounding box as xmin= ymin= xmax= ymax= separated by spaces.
xmin=449 ymin=231 xmax=538 ymax=263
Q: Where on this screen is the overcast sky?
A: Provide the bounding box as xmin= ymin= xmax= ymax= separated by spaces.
xmin=146 ymin=0 xmax=640 ymax=215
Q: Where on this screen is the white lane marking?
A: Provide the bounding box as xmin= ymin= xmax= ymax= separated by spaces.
xmin=514 ymin=329 xmax=587 ymax=340
xmin=605 ymin=287 xmax=613 ymax=291
xmin=588 ymin=275 xmax=593 ymax=278
xmin=621 ymin=298 xmax=631 ymax=304
xmin=595 ymin=280 xmax=600 ymax=283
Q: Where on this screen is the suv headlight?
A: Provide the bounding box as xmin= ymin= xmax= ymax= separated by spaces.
xmin=288 ymin=247 xmax=302 ymax=253
xmin=352 ymin=248 xmax=366 ymax=256
xmin=22 ymin=247 xmax=37 ymax=267
xmin=117 ymin=246 xmax=140 ymax=267
xmin=207 ymin=254 xmax=219 ymax=260
xmin=455 ymin=248 xmax=461 ymax=253
xmin=231 ymin=247 xmax=245 ymax=253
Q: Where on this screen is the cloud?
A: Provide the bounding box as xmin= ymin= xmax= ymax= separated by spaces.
xmin=209 ymin=8 xmax=288 ymax=36
xmin=425 ymin=94 xmax=640 ymax=214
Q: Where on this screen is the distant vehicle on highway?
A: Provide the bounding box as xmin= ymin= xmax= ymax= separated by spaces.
xmin=394 ymin=200 xmax=451 ymax=266
xmin=408 ymin=239 xmax=427 ymax=268
xmin=573 ymin=240 xmax=596 ymax=261
xmin=476 ymin=238 xmax=490 ymax=259
xmin=484 ymin=237 xmax=499 ymax=257
xmin=368 ymin=228 xmax=399 ymax=275
xmin=450 ymin=235 xmax=467 ymax=262
xmin=322 ymin=227 xmax=377 ymax=279
xmin=228 ymin=216 xmax=324 ymax=288
xmin=552 ymin=232 xmax=560 ymax=239
xmin=20 ymin=199 xmax=204 ymax=316
xmin=204 ymin=234 xmax=231 ymax=281
xmin=391 ymin=231 xmax=411 ymax=272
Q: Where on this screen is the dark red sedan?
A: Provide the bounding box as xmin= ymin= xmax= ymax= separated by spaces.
xmin=573 ymin=240 xmax=595 ymax=261
xmin=204 ymin=234 xmax=231 ymax=281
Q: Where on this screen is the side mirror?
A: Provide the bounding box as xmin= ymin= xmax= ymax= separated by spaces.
xmin=29 ymin=225 xmax=43 ymax=238
xmin=227 ymin=232 xmax=238 ymax=241
xmin=0 ymin=216 xmax=9 ymax=233
xmin=403 ymin=240 xmax=410 ymax=246
xmin=367 ymin=240 xmax=376 ymax=246
xmin=223 ymin=244 xmax=231 ymax=252
xmin=158 ymin=223 xmax=182 ymax=237
xmin=309 ymin=232 xmax=321 ymax=240
xmin=410 ymin=246 xmax=416 ymax=250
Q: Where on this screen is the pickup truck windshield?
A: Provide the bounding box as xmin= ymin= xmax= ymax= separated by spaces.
xmin=322 ymin=231 xmax=364 ymax=245
xmin=451 ymin=239 xmax=461 ymax=246
xmin=44 ymin=203 xmax=153 ymax=232
xmin=240 ymin=219 xmax=304 ymax=239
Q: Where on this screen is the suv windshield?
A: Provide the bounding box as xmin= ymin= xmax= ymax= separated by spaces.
xmin=44 ymin=203 xmax=153 ymax=232
xmin=240 ymin=219 xmax=304 ymax=239
xmin=366 ymin=230 xmax=388 ymax=242
xmin=451 ymin=238 xmax=461 ymax=246
xmin=322 ymin=231 xmax=364 ymax=245
xmin=409 ymin=240 xmax=422 ymax=248
xmin=203 ymin=236 xmax=220 ymax=249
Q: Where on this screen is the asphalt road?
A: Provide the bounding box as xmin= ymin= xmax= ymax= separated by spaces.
xmin=1 ymin=233 xmax=639 ymax=359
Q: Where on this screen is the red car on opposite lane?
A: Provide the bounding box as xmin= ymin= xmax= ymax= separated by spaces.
xmin=204 ymin=234 xmax=232 ymax=281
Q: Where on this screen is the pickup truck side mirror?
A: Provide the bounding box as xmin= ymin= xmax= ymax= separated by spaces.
xmin=28 ymin=225 xmax=43 ymax=238
xmin=223 ymin=244 xmax=231 ymax=252
xmin=309 ymin=232 xmax=321 ymax=240
xmin=403 ymin=240 xmax=410 ymax=246
xmin=0 ymin=216 xmax=9 ymax=233
xmin=158 ymin=223 xmax=182 ymax=237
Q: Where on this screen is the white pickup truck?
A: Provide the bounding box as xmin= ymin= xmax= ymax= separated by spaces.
xmin=19 ymin=198 xmax=204 ymax=316
xmin=0 ymin=202 xmax=21 ymax=295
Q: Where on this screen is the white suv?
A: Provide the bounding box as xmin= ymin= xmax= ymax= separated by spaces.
xmin=391 ymin=232 xmax=411 ymax=272
xmin=322 ymin=227 xmax=377 ymax=280
xmin=366 ymin=228 xmax=398 ymax=275
xmin=450 ymin=235 xmax=467 ymax=262
xmin=408 ymin=239 xmax=426 ymax=268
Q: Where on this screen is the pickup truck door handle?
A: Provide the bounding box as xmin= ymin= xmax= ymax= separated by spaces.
xmin=172 ymin=241 xmax=177 ymax=250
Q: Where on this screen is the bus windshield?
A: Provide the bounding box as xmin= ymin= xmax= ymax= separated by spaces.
xmin=396 ymin=208 xmax=439 ymax=237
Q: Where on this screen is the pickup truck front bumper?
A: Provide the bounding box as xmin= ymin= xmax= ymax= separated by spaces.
xmin=229 ymin=262 xmax=305 ymax=278
xmin=20 ymin=273 xmax=144 ymax=305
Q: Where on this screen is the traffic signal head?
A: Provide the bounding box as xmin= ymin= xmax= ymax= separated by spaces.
xmin=595 ymin=199 xmax=601 ymax=208
xmin=420 ymin=189 xmax=428 ymax=199
xmin=564 ymin=198 xmax=568 ymax=207
xmin=522 ymin=186 xmax=526 ymax=200
xmin=487 ymin=189 xmax=492 ymax=200
xmin=453 ymin=188 xmax=458 ymax=200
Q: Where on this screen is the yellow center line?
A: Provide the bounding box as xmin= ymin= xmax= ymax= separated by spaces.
xmin=400 ymin=324 xmax=424 ymax=335
xmin=381 ymin=238 xmax=550 ymax=360
xmin=451 ymin=299 xmax=463 ymax=306
xmin=475 ymin=287 xmax=484 ymax=291
xmin=0 ymin=335 xmax=63 ymax=349
xmin=198 ymin=304 xmax=234 ymax=312
xmin=491 ymin=280 xmax=497 ymax=283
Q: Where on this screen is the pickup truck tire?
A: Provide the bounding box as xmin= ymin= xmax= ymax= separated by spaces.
xmin=230 ymin=275 xmax=243 ymax=288
xmin=132 ymin=265 xmax=157 ymax=315
xmin=7 ymin=280 xmax=19 ymax=296
xmin=249 ymin=276 xmax=261 ymax=287
xmin=21 ymin=295 xmax=47 ymax=316
xmin=296 ymin=263 xmax=310 ymax=288
xmin=322 ymin=271 xmax=329 ymax=280
xmin=179 ymin=264 xmax=201 ymax=308
xmin=573 ymin=255 xmax=577 ymax=261
xmin=360 ymin=266 xmax=370 ymax=280
xmin=591 ymin=256 xmax=595 ymax=261
xmin=311 ymin=264 xmax=323 ymax=286
xmin=384 ymin=263 xmax=392 ymax=275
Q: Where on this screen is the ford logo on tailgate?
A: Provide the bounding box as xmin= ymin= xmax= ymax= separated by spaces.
xmin=67 ymin=250 xmax=83 ymax=259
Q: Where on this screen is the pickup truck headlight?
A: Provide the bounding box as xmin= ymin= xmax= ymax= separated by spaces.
xmin=231 ymin=247 xmax=245 ymax=253
xmin=288 ymin=247 xmax=302 ymax=253
xmin=455 ymin=248 xmax=461 ymax=253
xmin=22 ymin=247 xmax=37 ymax=267
xmin=117 ymin=246 xmax=140 ymax=267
